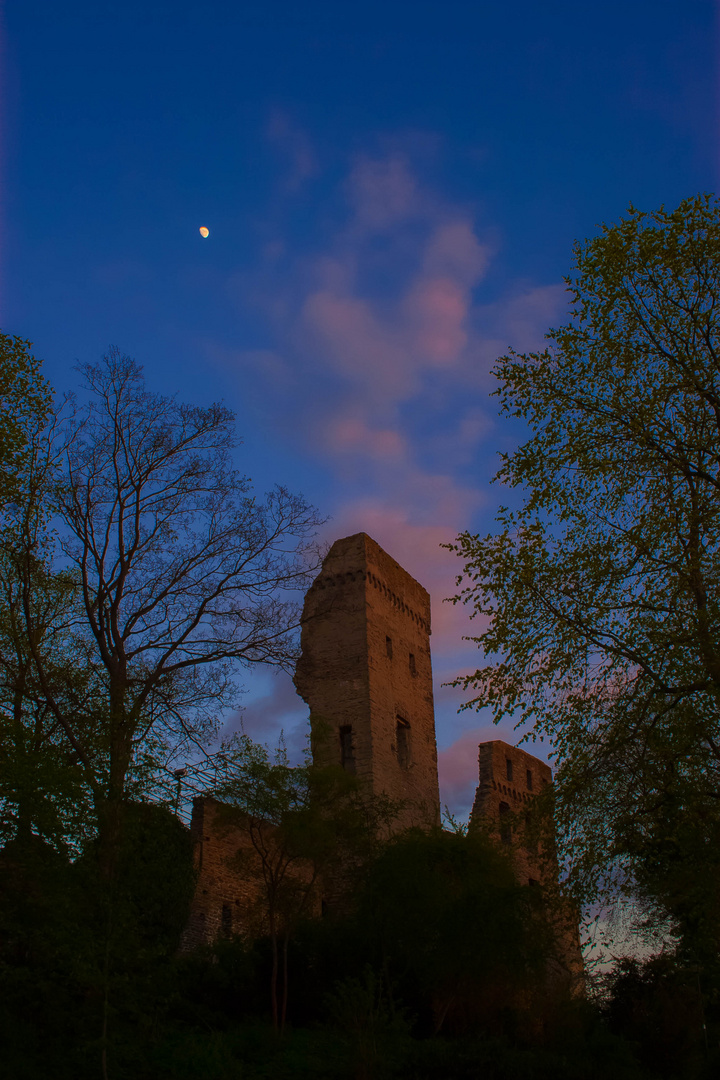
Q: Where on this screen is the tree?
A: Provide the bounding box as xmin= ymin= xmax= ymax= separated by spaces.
xmin=212 ymin=732 xmax=398 ymax=1035
xmin=355 ymin=828 xmax=550 ymax=1035
xmin=20 ymin=350 xmax=322 ymax=878
xmin=448 ymin=195 xmax=720 ymax=938
xmin=0 ymin=333 xmax=52 ymax=509
xmin=0 ymin=336 xmax=95 ymax=853
xmin=0 ymin=407 xmax=95 ymax=853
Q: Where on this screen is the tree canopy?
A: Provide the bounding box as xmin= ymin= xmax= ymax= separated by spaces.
xmin=449 ymin=194 xmax=720 ymax=936
xmin=0 ymin=333 xmax=52 ymax=509
xmin=0 ymin=348 xmax=323 ymax=865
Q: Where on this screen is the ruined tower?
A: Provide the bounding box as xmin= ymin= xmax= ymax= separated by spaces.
xmin=470 ymin=740 xmax=552 ymax=887
xmin=471 ymin=740 xmax=584 ymax=991
xmin=294 ymin=533 xmax=440 ymax=831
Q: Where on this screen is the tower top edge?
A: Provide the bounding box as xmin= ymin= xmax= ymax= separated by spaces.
xmin=478 ymin=740 xmax=553 ymax=775
xmin=320 ymin=532 xmax=431 ymax=606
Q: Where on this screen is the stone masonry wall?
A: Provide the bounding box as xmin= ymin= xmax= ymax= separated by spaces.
xmin=294 ymin=532 xmax=440 ymax=832
xmin=471 ymin=741 xmax=552 ymax=887
xmin=180 ymin=798 xmax=320 ymax=950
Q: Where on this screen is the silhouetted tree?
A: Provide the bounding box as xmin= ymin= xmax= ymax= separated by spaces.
xmin=214 ymin=732 xmax=397 ymax=1035
xmin=356 ymin=828 xmax=551 ymax=1035
xmin=20 ymin=350 xmax=322 ymax=876
xmin=449 ymin=195 xmax=720 ymax=944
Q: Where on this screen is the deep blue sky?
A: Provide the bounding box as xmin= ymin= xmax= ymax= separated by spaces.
xmin=2 ymin=0 xmax=717 ymax=814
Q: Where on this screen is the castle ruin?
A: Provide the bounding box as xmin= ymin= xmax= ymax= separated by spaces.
xmin=185 ymin=532 xmax=582 ymax=984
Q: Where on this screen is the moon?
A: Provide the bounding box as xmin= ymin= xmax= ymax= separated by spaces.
xmin=199 ymin=226 xmax=210 ymax=238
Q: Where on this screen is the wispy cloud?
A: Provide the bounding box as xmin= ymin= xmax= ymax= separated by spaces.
xmin=209 ymin=135 xmax=567 ymax=755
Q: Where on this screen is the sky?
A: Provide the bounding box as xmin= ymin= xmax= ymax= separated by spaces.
xmin=2 ymin=0 xmax=718 ymax=820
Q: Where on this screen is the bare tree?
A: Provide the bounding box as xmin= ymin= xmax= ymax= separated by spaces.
xmin=24 ymin=350 xmax=323 ymax=870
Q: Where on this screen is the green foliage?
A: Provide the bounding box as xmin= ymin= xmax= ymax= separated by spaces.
xmin=356 ymin=828 xmax=552 ymax=1035
xmin=324 ymin=966 xmax=411 ymax=1080
xmin=0 ymin=801 xmax=195 ymax=1079
xmin=602 ymin=953 xmax=720 ymax=1078
xmin=0 ymin=333 xmax=52 ymax=508
xmin=211 ymin=731 xmax=398 ymax=1033
xmin=448 ymin=195 xmax=720 ymax=937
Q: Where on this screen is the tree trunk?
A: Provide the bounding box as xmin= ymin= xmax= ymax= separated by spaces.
xmin=281 ymin=930 xmax=290 ymax=1037
xmin=269 ymin=908 xmax=279 ymax=1033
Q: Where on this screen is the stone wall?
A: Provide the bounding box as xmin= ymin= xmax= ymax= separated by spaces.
xmin=181 ymin=798 xmax=319 ymax=951
xmin=470 ymin=741 xmax=552 ymax=887
xmin=294 ymin=532 xmax=440 ymax=831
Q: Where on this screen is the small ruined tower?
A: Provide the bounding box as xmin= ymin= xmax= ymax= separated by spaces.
xmin=470 ymin=740 xmax=552 ymax=886
xmin=471 ymin=740 xmax=584 ymax=990
xmin=294 ymin=533 xmax=440 ymax=831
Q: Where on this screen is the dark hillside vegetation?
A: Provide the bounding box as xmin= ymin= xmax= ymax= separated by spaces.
xmin=2 ymin=810 xmax=718 ymax=1079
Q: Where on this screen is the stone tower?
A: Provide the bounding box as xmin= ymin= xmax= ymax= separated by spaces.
xmin=471 ymin=740 xmax=584 ymax=990
xmin=470 ymin=741 xmax=552 ymax=887
xmin=294 ymin=532 xmax=440 ymax=831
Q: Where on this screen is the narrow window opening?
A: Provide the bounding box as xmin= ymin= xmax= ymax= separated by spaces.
xmin=506 ymin=758 xmax=513 ymax=782
xmin=529 ymin=878 xmax=539 ymax=887
xmin=526 ymin=769 xmax=533 ymax=790
xmin=386 ymin=636 xmax=393 ymax=659
xmin=339 ymin=725 xmax=356 ymax=773
xmin=396 ymin=717 xmax=412 ymax=769
xmin=221 ymin=903 xmax=233 ymax=938
xmin=409 ymin=652 xmax=416 ymax=676
xmin=523 ymin=811 xmax=539 ymax=855
xmin=499 ymin=801 xmax=511 ymax=845
xmin=321 ymin=898 xmax=328 ymax=917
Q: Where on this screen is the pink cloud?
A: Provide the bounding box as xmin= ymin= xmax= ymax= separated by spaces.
xmin=325 ymin=491 xmax=483 ymax=648
xmin=483 ymin=283 xmax=568 ymax=353
xmin=325 ymin=415 xmax=406 ymax=460
xmin=404 ymin=277 xmax=469 ymax=365
xmin=299 ymin=219 xmax=493 ymax=401
xmin=422 ymin=221 xmax=491 ymax=286
xmin=301 ymin=290 xmax=410 ymax=398
xmin=437 ymin=729 xmax=486 ymax=811
xmin=212 ymin=150 xmax=569 ymax=718
xmin=346 ymin=154 xmax=422 ymax=230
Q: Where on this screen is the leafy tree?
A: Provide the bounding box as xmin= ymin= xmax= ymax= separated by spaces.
xmin=213 ymin=732 xmax=398 ymax=1035
xmin=602 ymin=953 xmax=718 ymax=1077
xmin=0 ymin=333 xmax=52 ymax=508
xmin=2 ymin=348 xmax=322 ymax=1078
xmin=448 ymin=195 xmax=720 ymax=938
xmin=356 ymin=828 xmax=551 ymax=1035
xmin=0 ymin=334 xmax=73 ymax=848
xmin=0 ymin=409 xmax=95 ymax=853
